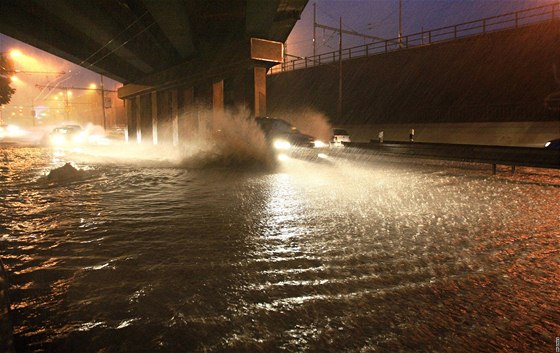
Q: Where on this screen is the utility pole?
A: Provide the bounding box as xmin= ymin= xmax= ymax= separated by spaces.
xmin=313 ymin=2 xmax=316 ymax=60
xmin=338 ymin=16 xmax=343 ymax=121
xmin=64 ymin=87 xmax=69 ymax=121
xmin=35 ymin=84 xmax=116 ymax=126
xmin=398 ymin=0 xmax=403 ymax=47
xmin=100 ymin=74 xmax=106 ymax=129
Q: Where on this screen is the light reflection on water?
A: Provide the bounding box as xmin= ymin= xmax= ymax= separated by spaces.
xmin=0 ymin=146 xmax=559 ymax=352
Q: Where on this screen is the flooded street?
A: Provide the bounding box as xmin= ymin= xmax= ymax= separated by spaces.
xmin=1 ymin=145 xmax=559 ymax=352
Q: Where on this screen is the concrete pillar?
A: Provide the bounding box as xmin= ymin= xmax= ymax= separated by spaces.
xmin=171 ymin=89 xmax=179 ymax=146
xmin=213 ymin=80 xmax=224 ymax=117
xmin=125 ymin=98 xmax=134 ymax=143
xmin=139 ymin=94 xmax=152 ymax=143
xmin=151 ymin=92 xmax=158 ymax=145
xmin=195 ymin=84 xmax=212 ymax=137
xmin=253 ymin=66 xmax=267 ymax=117
xmin=180 ymin=87 xmax=195 ymax=142
xmin=135 ymin=96 xmax=142 ymax=144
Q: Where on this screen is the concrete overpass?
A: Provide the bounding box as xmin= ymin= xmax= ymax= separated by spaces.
xmin=0 ymin=0 xmax=308 ymax=144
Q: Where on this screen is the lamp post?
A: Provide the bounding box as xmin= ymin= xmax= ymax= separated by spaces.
xmin=100 ymin=74 xmax=106 ymax=130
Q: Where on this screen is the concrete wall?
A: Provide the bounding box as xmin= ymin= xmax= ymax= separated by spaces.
xmin=267 ymin=21 xmax=560 ymax=145
xmin=344 ymin=121 xmax=560 ymax=147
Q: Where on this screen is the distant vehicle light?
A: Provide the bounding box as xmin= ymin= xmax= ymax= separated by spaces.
xmin=0 ymin=124 xmax=27 ymax=138
xmin=313 ymin=140 xmax=328 ymax=148
xmin=273 ymin=139 xmax=291 ymax=150
xmin=277 ymin=153 xmax=290 ymax=161
xmin=544 ymin=141 xmax=551 ymax=147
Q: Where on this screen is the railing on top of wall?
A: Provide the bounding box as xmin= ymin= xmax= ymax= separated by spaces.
xmin=269 ymin=3 xmax=560 ymax=75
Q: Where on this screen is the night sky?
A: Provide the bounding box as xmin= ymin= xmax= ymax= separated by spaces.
xmin=287 ymin=0 xmax=558 ymax=58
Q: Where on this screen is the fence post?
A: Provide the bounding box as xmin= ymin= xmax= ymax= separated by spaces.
xmin=429 ymin=31 xmax=432 ymax=44
xmin=385 ymin=40 xmax=388 ymax=53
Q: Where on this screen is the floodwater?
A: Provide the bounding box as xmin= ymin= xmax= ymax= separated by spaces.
xmin=0 ymin=144 xmax=559 ymax=353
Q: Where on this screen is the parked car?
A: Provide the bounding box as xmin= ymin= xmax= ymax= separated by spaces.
xmin=544 ymin=138 xmax=560 ymax=149
xmin=330 ymin=128 xmax=351 ymax=146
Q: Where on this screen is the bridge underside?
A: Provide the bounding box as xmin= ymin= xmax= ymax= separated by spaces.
xmin=1 ymin=0 xmax=308 ymax=145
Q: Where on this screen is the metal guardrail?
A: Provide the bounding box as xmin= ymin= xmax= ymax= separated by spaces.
xmin=270 ymin=2 xmax=560 ymax=74
xmin=343 ymin=141 xmax=560 ymax=172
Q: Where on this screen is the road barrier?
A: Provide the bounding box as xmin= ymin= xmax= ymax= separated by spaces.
xmin=343 ymin=141 xmax=560 ymax=173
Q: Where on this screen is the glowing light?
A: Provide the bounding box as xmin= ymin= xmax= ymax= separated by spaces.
xmin=51 ymin=134 xmax=65 ymax=145
xmin=273 ymin=139 xmax=291 ymax=150
xmin=89 ymin=83 xmax=97 ymax=89
xmin=277 ymin=153 xmax=290 ymax=161
xmin=313 ymin=140 xmax=328 ymax=148
xmin=318 ymin=153 xmax=328 ymax=159
xmin=545 ymin=141 xmax=551 ymax=147
xmin=9 ymin=49 xmax=22 ymax=59
xmin=10 ymin=75 xmax=19 ymax=82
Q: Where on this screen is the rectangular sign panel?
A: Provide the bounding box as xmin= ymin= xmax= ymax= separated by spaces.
xmin=251 ymin=38 xmax=284 ymax=63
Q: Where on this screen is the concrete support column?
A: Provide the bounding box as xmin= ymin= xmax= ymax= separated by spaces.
xmin=171 ymin=89 xmax=179 ymax=146
xmin=125 ymin=98 xmax=133 ymax=143
xmin=135 ymin=96 xmax=142 ymax=144
xmin=151 ymin=92 xmax=158 ymax=145
xmin=196 ymin=84 xmax=212 ymax=138
xmin=181 ymin=87 xmax=195 ymax=142
xmin=253 ymin=66 xmax=267 ymax=117
xmin=213 ymin=80 xmax=224 ymax=118
xmin=139 ymin=94 xmax=152 ymax=143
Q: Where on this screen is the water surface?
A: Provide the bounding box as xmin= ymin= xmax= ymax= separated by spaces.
xmin=1 ymin=146 xmax=559 ymax=352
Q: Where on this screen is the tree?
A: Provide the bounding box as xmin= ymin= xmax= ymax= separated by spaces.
xmin=0 ymin=54 xmax=16 ymax=105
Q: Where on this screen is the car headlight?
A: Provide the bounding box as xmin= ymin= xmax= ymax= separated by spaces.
xmin=50 ymin=134 xmax=65 ymax=145
xmin=273 ymin=139 xmax=291 ymax=150
xmin=545 ymin=141 xmax=551 ymax=147
xmin=313 ymin=140 xmax=328 ymax=148
xmin=72 ymin=133 xmax=87 ymax=144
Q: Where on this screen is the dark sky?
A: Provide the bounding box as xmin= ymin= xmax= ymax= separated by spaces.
xmin=287 ymin=0 xmax=558 ymax=58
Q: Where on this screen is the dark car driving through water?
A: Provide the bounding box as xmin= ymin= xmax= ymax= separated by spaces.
xmin=255 ymin=117 xmax=315 ymax=149
xmin=255 ymin=117 xmax=329 ymax=162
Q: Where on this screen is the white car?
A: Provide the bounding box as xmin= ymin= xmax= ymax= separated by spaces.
xmin=331 ymin=128 xmax=351 ymax=146
xmin=49 ymin=125 xmax=87 ymax=146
